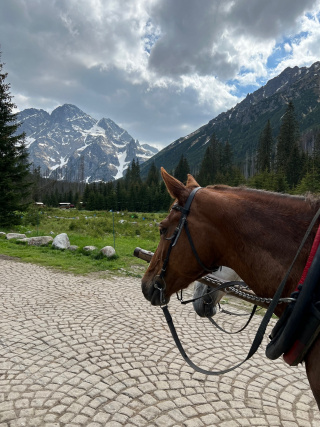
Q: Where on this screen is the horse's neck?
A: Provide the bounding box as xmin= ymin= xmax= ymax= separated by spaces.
xmin=205 ymin=189 xmax=318 ymax=301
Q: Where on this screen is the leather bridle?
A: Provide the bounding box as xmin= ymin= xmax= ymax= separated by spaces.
xmin=153 ymin=186 xmax=219 ymax=305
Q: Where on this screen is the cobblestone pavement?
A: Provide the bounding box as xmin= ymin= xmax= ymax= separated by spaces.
xmin=0 ymin=259 xmax=320 ymax=427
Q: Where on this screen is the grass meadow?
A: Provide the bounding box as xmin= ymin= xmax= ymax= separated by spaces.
xmin=0 ymin=207 xmax=167 ymax=277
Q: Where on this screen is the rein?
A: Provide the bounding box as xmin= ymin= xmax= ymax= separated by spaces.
xmin=156 ymin=186 xmax=320 ymax=376
xmin=178 ymin=279 xmax=296 ymax=306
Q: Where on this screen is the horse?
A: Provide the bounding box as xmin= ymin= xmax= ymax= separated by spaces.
xmin=141 ymin=167 xmax=320 ymax=408
xmin=192 ymin=267 xmax=241 ymax=317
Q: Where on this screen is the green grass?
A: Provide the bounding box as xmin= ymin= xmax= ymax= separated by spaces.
xmin=0 ymin=208 xmax=166 ymax=276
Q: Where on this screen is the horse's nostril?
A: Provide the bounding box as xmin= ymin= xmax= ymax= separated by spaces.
xmin=154 ymin=282 xmax=164 ymax=291
xmin=153 ymin=275 xmax=166 ymax=290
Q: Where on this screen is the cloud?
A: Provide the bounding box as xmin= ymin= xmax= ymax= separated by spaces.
xmin=147 ymin=0 xmax=319 ymax=80
xmin=284 ymin=43 xmax=293 ymax=53
xmin=0 ymin=0 xmax=320 ymax=148
xmin=274 ymin=6 xmax=320 ymax=72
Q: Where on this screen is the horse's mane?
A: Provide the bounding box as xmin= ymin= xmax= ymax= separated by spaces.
xmin=206 ymin=184 xmax=320 ymax=209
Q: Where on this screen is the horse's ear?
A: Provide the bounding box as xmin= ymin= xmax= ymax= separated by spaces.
xmin=186 ymin=174 xmax=200 ymax=188
xmin=161 ymin=168 xmax=189 ymax=202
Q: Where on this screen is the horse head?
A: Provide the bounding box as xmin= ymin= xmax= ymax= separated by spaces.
xmin=141 ymin=168 xmax=224 ymax=306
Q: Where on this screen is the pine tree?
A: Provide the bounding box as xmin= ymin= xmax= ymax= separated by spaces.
xmin=314 ymin=132 xmax=320 ymax=176
xmin=124 ymin=163 xmax=132 ymax=186
xmin=131 ymin=158 xmax=142 ymax=184
xmin=276 ymin=101 xmax=301 ymax=188
xmin=287 ymin=142 xmax=304 ymax=188
xmin=197 ymin=145 xmax=212 ymax=186
xmin=314 ymin=132 xmax=320 ymax=159
xmin=257 ymin=120 xmax=273 ymax=173
xmin=146 ymin=162 xmax=159 ymax=187
xmin=0 ymin=54 xmax=31 ymax=225
xmin=303 ymin=132 xmax=320 ymax=193
xmin=221 ymin=140 xmax=233 ymax=175
xmin=197 ymin=133 xmax=221 ymax=185
xmin=174 ymin=154 xmax=190 ymax=184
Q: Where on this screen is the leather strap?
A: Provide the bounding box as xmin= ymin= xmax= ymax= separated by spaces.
xmin=207 ymin=304 xmax=257 ymax=335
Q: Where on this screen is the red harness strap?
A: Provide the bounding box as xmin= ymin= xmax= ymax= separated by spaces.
xmin=283 ymin=224 xmax=320 ymax=365
xmin=295 ymin=224 xmax=320 ymax=291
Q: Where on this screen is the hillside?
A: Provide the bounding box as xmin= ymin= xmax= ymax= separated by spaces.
xmin=141 ymin=61 xmax=320 ymax=175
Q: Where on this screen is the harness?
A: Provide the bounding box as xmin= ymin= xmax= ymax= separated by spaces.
xmin=266 ymin=223 xmax=320 ymax=365
xmin=155 ymin=186 xmax=320 ymax=374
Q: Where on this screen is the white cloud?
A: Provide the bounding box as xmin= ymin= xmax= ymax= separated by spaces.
xmin=273 ymin=6 xmax=320 ymax=74
xmin=180 ymin=75 xmax=239 ymax=112
xmin=0 ymin=0 xmax=320 ymax=148
xmin=284 ymin=43 xmax=293 ymax=53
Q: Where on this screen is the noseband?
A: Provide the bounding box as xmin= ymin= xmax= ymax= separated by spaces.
xmin=154 ymin=186 xmax=219 ymax=304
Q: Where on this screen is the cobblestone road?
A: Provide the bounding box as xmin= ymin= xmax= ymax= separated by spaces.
xmin=0 ymin=259 xmax=319 ymax=426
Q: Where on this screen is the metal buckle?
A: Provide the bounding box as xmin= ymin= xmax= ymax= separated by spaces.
xmin=154 ymin=276 xmax=167 ymax=306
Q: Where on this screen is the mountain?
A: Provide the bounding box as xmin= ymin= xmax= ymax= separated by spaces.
xmin=18 ymin=104 xmax=158 ymax=182
xmin=141 ymin=61 xmax=320 ymax=176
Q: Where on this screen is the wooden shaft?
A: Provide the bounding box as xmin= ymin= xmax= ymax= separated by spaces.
xmin=134 ymin=247 xmax=153 ymax=263
xmin=133 ymin=246 xmax=267 ymax=308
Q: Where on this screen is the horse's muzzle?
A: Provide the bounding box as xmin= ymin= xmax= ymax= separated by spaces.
xmin=142 ymin=277 xmax=170 ymax=306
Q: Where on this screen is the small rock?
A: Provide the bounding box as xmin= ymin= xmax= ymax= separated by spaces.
xmin=16 ymin=238 xmax=30 ymax=243
xmin=100 ymin=246 xmax=116 ymax=258
xmin=28 ymin=236 xmax=53 ymax=246
xmin=6 ymin=233 xmax=27 ymax=240
xmin=83 ymin=246 xmax=97 ymax=251
xmin=68 ymin=245 xmax=79 ymax=251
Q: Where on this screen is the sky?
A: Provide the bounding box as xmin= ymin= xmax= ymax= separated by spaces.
xmin=0 ymin=0 xmax=320 ymax=150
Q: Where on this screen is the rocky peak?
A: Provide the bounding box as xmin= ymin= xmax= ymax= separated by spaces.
xmin=50 ymin=104 xmax=96 ymax=129
xmin=97 ymin=117 xmax=133 ymax=144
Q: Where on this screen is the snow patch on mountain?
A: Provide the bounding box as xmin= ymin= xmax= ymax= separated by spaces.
xmin=25 ymin=136 xmax=35 ymax=148
xmin=115 ymin=151 xmax=130 ymax=180
xmin=18 ymin=104 xmax=158 ymax=182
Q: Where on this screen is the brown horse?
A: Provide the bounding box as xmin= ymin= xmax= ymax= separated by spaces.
xmin=141 ymin=168 xmax=320 ymax=408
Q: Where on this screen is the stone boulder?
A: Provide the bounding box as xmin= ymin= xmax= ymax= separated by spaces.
xmin=100 ymin=246 xmax=116 ymax=258
xmin=16 ymin=238 xmax=30 ymax=243
xmin=52 ymin=233 xmax=70 ymax=249
xmin=6 ymin=233 xmax=27 ymax=240
xmin=28 ymin=236 xmax=53 ymax=246
xmin=68 ymin=245 xmax=79 ymax=251
xmin=83 ymin=246 xmax=97 ymax=251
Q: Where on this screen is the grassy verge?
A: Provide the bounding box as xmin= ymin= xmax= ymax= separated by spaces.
xmin=0 ymin=208 xmax=166 ymax=276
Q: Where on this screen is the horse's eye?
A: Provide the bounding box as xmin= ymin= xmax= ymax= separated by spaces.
xmin=160 ymin=227 xmax=167 ymax=236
